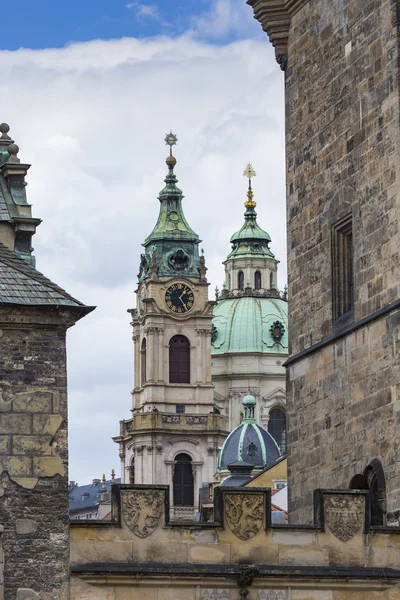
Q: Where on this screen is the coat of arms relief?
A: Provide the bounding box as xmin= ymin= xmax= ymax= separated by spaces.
xmin=224 ymin=493 xmax=264 ymax=540
xmin=324 ymin=494 xmax=364 ymax=542
xmin=121 ymin=489 xmax=164 ymax=538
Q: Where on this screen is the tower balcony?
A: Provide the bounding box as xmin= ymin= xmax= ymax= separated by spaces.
xmin=120 ymin=412 xmax=228 ymax=436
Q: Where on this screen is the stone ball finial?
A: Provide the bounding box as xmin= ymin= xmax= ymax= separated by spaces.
xmin=166 ymin=154 xmax=177 ymax=168
xmin=0 ymin=123 xmax=11 ymax=140
xmin=7 ymin=143 xmax=20 ymax=163
xmin=243 ymin=391 xmax=256 ymax=406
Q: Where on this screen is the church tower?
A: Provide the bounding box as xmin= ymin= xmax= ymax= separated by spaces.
xmin=115 ymin=134 xmax=228 ymax=518
xmin=211 ymin=164 xmax=288 ymax=447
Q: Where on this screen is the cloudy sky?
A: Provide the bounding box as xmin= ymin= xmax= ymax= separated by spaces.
xmin=1 ymin=0 xmax=286 ymax=484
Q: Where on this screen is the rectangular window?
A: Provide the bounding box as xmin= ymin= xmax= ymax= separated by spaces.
xmin=332 ymin=215 xmax=354 ymax=323
xmin=176 ymin=404 xmax=185 ymax=414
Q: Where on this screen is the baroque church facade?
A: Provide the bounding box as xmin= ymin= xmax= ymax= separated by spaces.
xmin=114 ymin=144 xmax=289 ymax=516
xmin=114 ymin=135 xmax=229 ymax=517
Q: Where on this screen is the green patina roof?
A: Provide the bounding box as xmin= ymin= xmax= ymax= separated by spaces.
xmin=211 ymin=296 xmax=288 ymax=355
xmin=138 ymin=154 xmax=201 ymax=282
xmin=227 ymin=205 xmax=274 ymax=260
xmin=144 ymin=156 xmax=199 ymax=246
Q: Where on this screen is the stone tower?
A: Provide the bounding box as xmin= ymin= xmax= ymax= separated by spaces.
xmin=211 ymin=164 xmax=288 ymax=448
xmin=248 ymin=0 xmax=400 ymax=524
xmin=0 ymin=123 xmax=93 ymax=598
xmin=115 ymin=134 xmax=228 ymax=518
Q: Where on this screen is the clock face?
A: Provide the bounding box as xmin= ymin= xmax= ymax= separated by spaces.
xmin=165 ymin=283 xmax=194 ymax=314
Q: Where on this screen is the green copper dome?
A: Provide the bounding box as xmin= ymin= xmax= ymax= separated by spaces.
xmin=211 ymin=296 xmax=288 ymax=355
xmin=217 ymin=394 xmax=281 ymax=472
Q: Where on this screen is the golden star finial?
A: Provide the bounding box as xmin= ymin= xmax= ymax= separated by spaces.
xmin=243 ymin=162 xmax=257 ymax=209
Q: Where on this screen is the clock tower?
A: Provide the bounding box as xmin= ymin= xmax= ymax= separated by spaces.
xmin=115 ymin=134 xmax=228 ymax=518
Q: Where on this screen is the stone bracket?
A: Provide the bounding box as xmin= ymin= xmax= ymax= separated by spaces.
xmin=246 ymin=0 xmax=309 ymax=69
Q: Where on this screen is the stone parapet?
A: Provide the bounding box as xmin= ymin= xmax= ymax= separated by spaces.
xmin=70 ymin=484 xmax=400 ymax=599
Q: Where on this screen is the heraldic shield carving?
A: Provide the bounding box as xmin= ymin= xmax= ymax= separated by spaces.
xmin=224 ymin=493 xmax=264 ymax=541
xmin=324 ymin=494 xmax=364 ymax=542
xmin=121 ymin=489 xmax=164 ymax=538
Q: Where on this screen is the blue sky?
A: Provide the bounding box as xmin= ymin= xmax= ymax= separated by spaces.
xmin=1 ymin=0 xmax=263 ymax=50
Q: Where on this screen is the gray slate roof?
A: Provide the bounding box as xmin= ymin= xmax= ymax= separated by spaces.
xmin=69 ymin=478 xmax=121 ymax=514
xmin=0 ymin=242 xmax=90 ymax=309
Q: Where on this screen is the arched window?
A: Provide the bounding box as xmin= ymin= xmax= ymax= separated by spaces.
xmin=270 ymin=272 xmax=274 ymax=290
xmin=238 ymin=271 xmax=244 ymax=290
xmin=268 ymin=408 xmax=287 ymax=453
xmin=350 ymin=459 xmax=386 ymax=526
xmin=227 ymin=272 xmax=231 ymax=290
xmin=254 ymin=270 xmax=262 ymax=289
xmin=169 ymin=335 xmax=190 ymax=384
xmin=173 ymin=453 xmax=194 ymax=506
xmin=140 ymin=338 xmax=146 ymax=386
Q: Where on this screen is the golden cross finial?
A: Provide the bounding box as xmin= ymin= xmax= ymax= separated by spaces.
xmin=243 ymin=162 xmax=257 ymax=209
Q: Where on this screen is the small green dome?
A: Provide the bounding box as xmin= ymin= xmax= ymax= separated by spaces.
xmin=243 ymin=392 xmax=256 ymax=406
xmin=212 ymin=297 xmax=288 ymax=355
xmin=228 ymin=206 xmax=274 ymax=260
xmin=230 ymin=208 xmax=271 ymax=244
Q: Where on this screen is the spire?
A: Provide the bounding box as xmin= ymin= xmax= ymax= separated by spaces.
xmin=227 ymin=162 xmax=273 ymax=259
xmin=138 ymin=132 xmax=202 ymax=282
xmin=0 ymin=122 xmax=41 ymax=266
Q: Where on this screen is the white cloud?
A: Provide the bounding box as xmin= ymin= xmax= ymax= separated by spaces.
xmin=126 ymin=2 xmax=167 ymax=25
xmin=188 ymin=0 xmax=260 ymax=40
xmin=0 ymin=33 xmax=285 ymax=484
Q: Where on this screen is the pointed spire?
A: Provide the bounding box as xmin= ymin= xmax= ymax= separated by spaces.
xmin=227 ymin=162 xmax=272 ymax=257
xmin=139 ymin=132 xmax=201 ymax=281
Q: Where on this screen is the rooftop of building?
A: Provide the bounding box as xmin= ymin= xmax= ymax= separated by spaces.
xmin=69 ymin=476 xmax=121 ymax=515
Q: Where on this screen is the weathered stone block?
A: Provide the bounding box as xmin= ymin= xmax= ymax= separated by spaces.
xmin=187 ymin=542 xmax=231 ymax=564
xmin=15 ymin=519 xmax=38 ymax=535
xmin=13 ymin=392 xmax=53 ymax=414
xmin=16 ymin=589 xmax=40 ymax=600
xmin=32 ymin=456 xmax=65 ymax=477
xmin=12 ymin=435 xmax=53 ymax=456
xmin=0 ymin=436 xmax=11 ymax=455
xmin=32 ymin=414 xmax=62 ymax=436
xmin=0 ymin=414 xmax=31 ymax=434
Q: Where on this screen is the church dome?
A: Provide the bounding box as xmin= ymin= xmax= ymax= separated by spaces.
xmin=211 ymin=296 xmax=288 ymax=355
xmin=217 ymin=395 xmax=280 ymax=472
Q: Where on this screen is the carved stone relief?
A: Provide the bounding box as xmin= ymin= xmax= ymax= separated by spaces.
xmin=224 ymin=493 xmax=264 ymax=540
xmin=258 ymin=592 xmax=287 ymax=600
xmin=324 ymin=494 xmax=364 ymax=542
xmin=201 ymin=589 xmax=230 ymax=600
xmin=121 ymin=489 xmax=163 ymax=538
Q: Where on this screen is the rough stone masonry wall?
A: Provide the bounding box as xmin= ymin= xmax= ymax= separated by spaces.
xmin=0 ymin=315 xmax=70 ymax=600
xmin=284 ymin=0 xmax=400 ymax=522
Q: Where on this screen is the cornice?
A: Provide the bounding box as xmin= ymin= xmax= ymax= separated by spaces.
xmin=247 ymin=0 xmax=309 ymax=70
